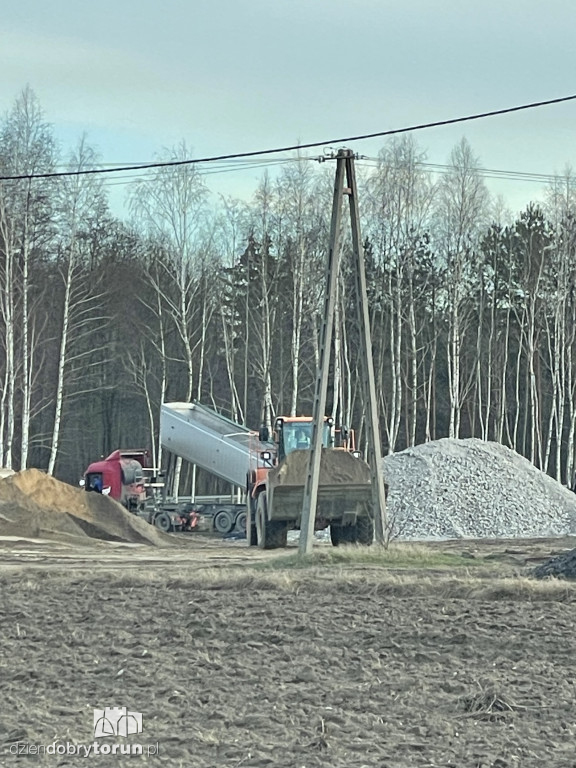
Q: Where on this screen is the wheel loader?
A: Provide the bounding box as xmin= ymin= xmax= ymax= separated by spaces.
xmin=246 ymin=415 xmax=374 ymax=549
xmin=160 ymin=402 xmax=375 ymax=550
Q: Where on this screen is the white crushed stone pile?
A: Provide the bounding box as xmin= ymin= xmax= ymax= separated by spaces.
xmin=382 ymin=438 xmax=576 ymax=539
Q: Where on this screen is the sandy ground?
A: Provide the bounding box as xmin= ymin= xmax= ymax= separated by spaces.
xmin=2 ymin=536 xmax=576 ymax=767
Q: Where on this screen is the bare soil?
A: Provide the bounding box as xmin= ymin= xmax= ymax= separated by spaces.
xmin=1 ymin=536 xmax=576 ymax=767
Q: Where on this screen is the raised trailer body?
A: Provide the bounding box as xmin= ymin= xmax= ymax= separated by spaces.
xmin=160 ymin=402 xmax=273 ymax=534
xmin=160 ymin=402 xmax=271 ymax=488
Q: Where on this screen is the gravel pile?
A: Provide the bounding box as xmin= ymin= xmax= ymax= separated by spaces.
xmin=382 ymin=438 xmax=576 ymax=540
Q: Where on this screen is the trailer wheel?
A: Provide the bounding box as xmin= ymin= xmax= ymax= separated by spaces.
xmin=256 ymin=492 xmax=287 ymax=549
xmin=155 ymin=512 xmax=172 ymax=533
xmin=234 ymin=511 xmax=247 ymax=533
xmin=214 ymin=509 xmax=234 ymax=534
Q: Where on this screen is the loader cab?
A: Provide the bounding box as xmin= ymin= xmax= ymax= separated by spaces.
xmin=274 ymin=418 xmax=334 ymax=462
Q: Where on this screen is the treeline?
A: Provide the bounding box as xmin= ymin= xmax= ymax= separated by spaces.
xmin=1 ymin=88 xmax=576 ymax=489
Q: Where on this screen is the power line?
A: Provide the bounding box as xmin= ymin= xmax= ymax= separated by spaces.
xmin=100 ymin=157 xmax=295 ymax=188
xmin=0 ymin=93 xmax=575 ymax=182
xmin=358 ymin=158 xmax=576 ymax=186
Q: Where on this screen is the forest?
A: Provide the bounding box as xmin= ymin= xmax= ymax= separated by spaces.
xmin=1 ymin=88 xmax=576 ymax=491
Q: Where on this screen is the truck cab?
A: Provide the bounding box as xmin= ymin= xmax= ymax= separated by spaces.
xmin=84 ymin=450 xmax=147 ymax=512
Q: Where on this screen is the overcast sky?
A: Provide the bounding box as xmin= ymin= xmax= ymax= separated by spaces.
xmin=2 ymin=0 xmax=575 ymax=215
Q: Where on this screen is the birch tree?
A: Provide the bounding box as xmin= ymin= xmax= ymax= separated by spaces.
xmin=0 ymin=87 xmax=56 ymax=468
xmin=544 ymin=172 xmax=576 ymax=480
xmin=47 ymin=137 xmax=108 ymax=474
xmin=130 ymin=144 xmax=208 ymax=402
xmin=365 ymin=135 xmax=436 ymax=451
xmin=214 ymin=196 xmax=250 ymax=423
xmin=274 ymin=158 xmax=328 ymax=415
xmin=130 ymin=143 xmax=209 ymax=493
xmin=435 ymin=138 xmax=489 ymax=438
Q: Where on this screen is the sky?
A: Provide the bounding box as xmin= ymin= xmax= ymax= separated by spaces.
xmin=2 ymin=0 xmax=576 ymax=217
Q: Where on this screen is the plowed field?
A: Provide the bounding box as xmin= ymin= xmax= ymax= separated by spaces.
xmin=1 ymin=537 xmax=576 ymax=767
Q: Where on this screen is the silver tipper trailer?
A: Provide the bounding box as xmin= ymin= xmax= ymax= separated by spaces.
xmin=160 ymin=401 xmax=269 ymax=488
xmin=159 ymin=402 xmax=273 ymax=535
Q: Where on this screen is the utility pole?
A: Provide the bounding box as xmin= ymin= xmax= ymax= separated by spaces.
xmin=299 ymin=149 xmax=387 ymax=554
xmin=346 ymin=154 xmax=388 ymax=544
xmin=298 ymin=154 xmax=346 ymax=554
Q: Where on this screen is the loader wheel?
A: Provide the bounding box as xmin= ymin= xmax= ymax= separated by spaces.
xmin=256 ymin=492 xmax=288 ymax=549
xmin=344 ymin=525 xmax=358 ymax=544
xmin=247 ymin=501 xmax=258 ymax=546
xmin=357 ymin=515 xmax=374 ymax=546
xmin=155 ymin=512 xmax=172 ymax=533
xmin=330 ymin=523 xmax=343 ymax=547
xmin=214 ymin=509 xmax=234 ymax=534
xmin=331 ymin=522 xmax=360 ymax=546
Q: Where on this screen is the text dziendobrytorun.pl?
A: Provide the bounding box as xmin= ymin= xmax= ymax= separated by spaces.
xmin=7 ymin=741 xmax=160 ymax=757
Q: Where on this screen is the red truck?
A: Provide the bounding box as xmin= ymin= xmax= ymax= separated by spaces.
xmin=83 ymin=449 xmax=197 ymax=533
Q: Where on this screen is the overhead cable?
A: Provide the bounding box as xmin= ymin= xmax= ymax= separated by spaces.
xmin=0 ymin=93 xmax=575 ymax=181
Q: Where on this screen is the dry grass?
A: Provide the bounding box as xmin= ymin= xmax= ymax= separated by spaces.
xmin=2 ymin=557 xmax=576 ymax=602
xmin=257 ymin=541 xmax=486 ymax=570
xmin=460 ymin=683 xmax=520 ymax=721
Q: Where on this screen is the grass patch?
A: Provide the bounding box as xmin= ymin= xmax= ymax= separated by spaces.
xmin=2 ymin=557 xmax=576 ymax=602
xmin=254 ymin=542 xmax=486 ymax=571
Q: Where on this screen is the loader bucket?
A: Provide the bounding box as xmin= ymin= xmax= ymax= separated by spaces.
xmin=266 ymin=449 xmax=373 ymax=522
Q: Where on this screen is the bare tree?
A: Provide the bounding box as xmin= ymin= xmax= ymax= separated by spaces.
xmin=47 ymin=137 xmax=107 ymax=475
xmin=544 ymin=171 xmax=576 ymax=480
xmin=214 ymin=196 xmax=250 ymax=423
xmin=435 ymin=138 xmax=489 ymax=438
xmin=365 ymin=135 xmax=436 ymax=450
xmin=0 ymin=87 xmax=56 ymax=468
xmin=130 ymin=143 xmax=208 ymax=400
xmin=273 ymin=156 xmax=328 ymax=415
xmin=130 ymin=142 xmax=209 ymax=493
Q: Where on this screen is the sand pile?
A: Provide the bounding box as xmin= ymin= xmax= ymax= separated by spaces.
xmin=269 ymin=449 xmax=371 ymax=486
xmin=383 ymin=438 xmax=576 ymax=540
xmin=0 ymin=468 xmax=169 ymax=546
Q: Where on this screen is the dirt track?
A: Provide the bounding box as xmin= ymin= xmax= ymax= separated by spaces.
xmin=2 ymin=537 xmax=576 ymax=767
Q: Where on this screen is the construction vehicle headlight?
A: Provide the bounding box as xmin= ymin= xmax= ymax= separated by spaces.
xmin=261 ymin=451 xmax=272 ymax=460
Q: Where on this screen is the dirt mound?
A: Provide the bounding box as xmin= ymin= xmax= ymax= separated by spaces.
xmin=0 ymin=468 xmax=170 ymax=546
xmin=383 ymin=438 xmax=576 ymax=539
xmin=268 ymin=449 xmax=371 ymax=486
xmin=533 ymin=549 xmax=576 ymax=579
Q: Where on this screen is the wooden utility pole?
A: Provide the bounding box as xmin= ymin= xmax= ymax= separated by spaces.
xmin=299 ymin=149 xmax=387 ymax=554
